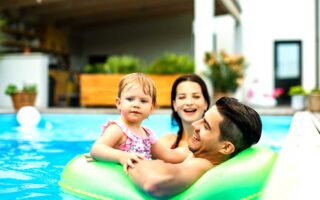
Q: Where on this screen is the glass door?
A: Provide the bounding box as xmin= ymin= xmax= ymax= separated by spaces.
xmin=274 ymin=41 xmax=302 ymax=105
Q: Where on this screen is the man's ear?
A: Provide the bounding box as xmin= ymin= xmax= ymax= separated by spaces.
xmin=219 ymin=141 xmax=235 ymax=155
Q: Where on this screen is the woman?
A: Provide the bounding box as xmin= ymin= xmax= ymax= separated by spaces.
xmin=159 ymin=74 xmax=211 ymax=149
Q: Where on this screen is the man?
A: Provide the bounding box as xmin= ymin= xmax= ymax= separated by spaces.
xmin=127 ymin=97 xmax=262 ymax=197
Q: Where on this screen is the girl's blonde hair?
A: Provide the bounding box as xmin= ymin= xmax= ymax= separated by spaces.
xmin=118 ymin=73 xmax=157 ymax=106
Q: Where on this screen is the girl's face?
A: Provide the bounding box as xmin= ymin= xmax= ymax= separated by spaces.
xmin=116 ymin=84 xmax=155 ymax=124
xmin=173 ymin=81 xmax=208 ymax=125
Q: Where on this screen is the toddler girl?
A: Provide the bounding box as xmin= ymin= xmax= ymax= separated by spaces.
xmin=89 ymin=73 xmax=188 ymax=167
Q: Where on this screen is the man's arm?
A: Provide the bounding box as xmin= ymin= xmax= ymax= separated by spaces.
xmin=127 ymin=158 xmax=213 ymax=197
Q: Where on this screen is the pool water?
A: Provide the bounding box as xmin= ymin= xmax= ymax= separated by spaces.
xmin=0 ymin=114 xmax=292 ymax=200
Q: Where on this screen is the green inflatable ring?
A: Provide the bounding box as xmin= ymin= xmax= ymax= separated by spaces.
xmin=59 ymin=146 xmax=277 ymax=200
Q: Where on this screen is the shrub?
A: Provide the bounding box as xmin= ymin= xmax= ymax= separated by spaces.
xmin=5 ymin=83 xmax=37 ymax=95
xmin=103 ymin=55 xmax=141 ymax=73
xmin=82 ymin=53 xmax=194 ymax=74
xmin=145 ymin=52 xmax=194 ymax=74
xmin=310 ymin=87 xmax=320 ymax=94
xmin=83 ymin=55 xmax=141 ymax=74
xmin=288 ymin=85 xmax=307 ymax=96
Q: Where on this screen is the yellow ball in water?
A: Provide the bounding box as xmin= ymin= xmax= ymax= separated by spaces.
xmin=17 ymin=106 xmax=41 ymax=127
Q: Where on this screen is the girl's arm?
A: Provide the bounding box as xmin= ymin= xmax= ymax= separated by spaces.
xmin=90 ymin=124 xmax=144 ymax=165
xmin=157 ymin=134 xmax=177 ymax=148
xmin=151 ymin=141 xmax=189 ymax=163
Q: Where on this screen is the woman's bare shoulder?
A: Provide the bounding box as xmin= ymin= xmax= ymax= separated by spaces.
xmin=160 ymin=133 xmax=177 ymax=140
xmin=158 ymin=133 xmax=177 ymax=148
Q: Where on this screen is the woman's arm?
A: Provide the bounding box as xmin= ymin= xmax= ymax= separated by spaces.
xmin=127 ymin=158 xmax=212 ymax=197
xmin=90 ymin=124 xmax=143 ymax=164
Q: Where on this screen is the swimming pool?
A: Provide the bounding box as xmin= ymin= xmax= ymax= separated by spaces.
xmin=0 ymin=113 xmax=292 ymax=200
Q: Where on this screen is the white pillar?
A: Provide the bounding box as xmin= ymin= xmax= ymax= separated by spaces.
xmin=234 ymin=22 xmax=242 ymax=53
xmin=194 ymin=0 xmax=216 ymax=74
xmin=317 ymin=0 xmax=320 ymax=87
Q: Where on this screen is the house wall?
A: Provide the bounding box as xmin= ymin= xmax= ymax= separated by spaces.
xmin=70 ymin=0 xmax=317 ymax=104
xmin=240 ymin=0 xmax=316 ymax=102
xmin=69 ymin=14 xmax=194 ymax=71
xmin=69 ymin=12 xmax=236 ymax=102
xmin=0 ymin=53 xmax=49 ymax=109
xmin=214 ymin=15 xmax=236 ymax=53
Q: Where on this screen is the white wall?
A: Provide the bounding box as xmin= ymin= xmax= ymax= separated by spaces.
xmin=70 ymin=14 xmax=194 ymax=70
xmin=214 ymin=15 xmax=236 ymax=53
xmin=240 ymin=0 xmax=316 ymax=101
xmin=0 ymin=53 xmax=49 ymax=109
xmin=193 ymin=0 xmax=236 ymax=73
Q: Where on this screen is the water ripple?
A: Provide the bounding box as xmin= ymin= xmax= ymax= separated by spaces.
xmin=0 ymin=170 xmax=32 ymax=180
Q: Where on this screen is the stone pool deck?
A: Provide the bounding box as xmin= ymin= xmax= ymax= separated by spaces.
xmin=262 ymin=111 xmax=320 ymax=200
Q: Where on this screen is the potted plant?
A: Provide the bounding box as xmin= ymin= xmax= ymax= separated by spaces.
xmin=307 ymin=87 xmax=320 ymax=112
xmin=204 ymin=50 xmax=247 ymax=101
xmin=80 ymin=53 xmax=194 ymax=107
xmin=5 ymin=83 xmax=37 ymax=110
xmin=288 ymin=85 xmax=307 ymax=110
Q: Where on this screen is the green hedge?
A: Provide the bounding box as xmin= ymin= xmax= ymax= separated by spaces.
xmin=83 ymin=53 xmax=194 ymax=74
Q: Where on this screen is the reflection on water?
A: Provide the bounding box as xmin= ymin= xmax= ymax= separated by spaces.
xmin=0 ymin=170 xmax=32 ymax=180
xmin=0 ymin=138 xmax=91 ymax=200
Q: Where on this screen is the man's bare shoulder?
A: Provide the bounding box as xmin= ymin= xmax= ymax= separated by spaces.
xmin=180 ymin=156 xmax=213 ymax=172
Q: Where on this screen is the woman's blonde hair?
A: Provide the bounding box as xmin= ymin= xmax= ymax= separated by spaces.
xmin=118 ymin=73 xmax=157 ymax=106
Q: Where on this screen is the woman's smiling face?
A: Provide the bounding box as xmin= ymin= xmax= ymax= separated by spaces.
xmin=173 ymin=81 xmax=208 ymax=125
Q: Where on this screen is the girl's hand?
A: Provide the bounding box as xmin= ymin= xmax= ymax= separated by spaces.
xmin=84 ymin=153 xmax=95 ymax=162
xmin=122 ymin=153 xmax=145 ymax=173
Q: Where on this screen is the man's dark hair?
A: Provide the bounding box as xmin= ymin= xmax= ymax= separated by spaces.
xmin=216 ymin=97 xmax=262 ymax=156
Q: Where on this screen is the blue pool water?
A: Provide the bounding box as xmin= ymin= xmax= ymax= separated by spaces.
xmin=0 ymin=114 xmax=292 ymax=200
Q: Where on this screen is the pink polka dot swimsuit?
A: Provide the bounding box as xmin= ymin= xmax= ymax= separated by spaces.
xmin=101 ymin=120 xmax=157 ymax=160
